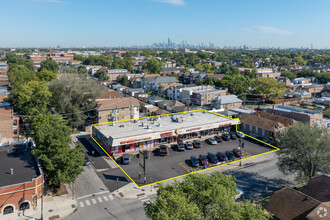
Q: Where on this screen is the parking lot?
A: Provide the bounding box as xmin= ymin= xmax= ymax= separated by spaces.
xmin=117 ymin=136 xmax=274 ymax=186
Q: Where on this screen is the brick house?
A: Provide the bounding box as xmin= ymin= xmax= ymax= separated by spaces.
xmin=95 ymin=97 xmax=140 ymax=123
xmin=0 ymin=142 xmax=43 ymax=219
xmin=0 ymin=106 xmax=20 ymax=144
xmin=192 ymin=88 xmax=228 ymax=106
xmin=263 ymin=105 xmax=323 ymax=126
xmin=239 ymin=111 xmax=296 ymax=139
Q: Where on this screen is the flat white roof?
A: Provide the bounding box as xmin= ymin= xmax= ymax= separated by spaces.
xmin=94 ymin=111 xmax=237 ymax=140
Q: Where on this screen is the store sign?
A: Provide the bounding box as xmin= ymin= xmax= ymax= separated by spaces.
xmin=161 ymin=132 xmax=173 ymax=137
xmin=120 ymin=137 xmax=152 ymax=145
xmin=176 ymin=129 xmax=181 ymax=134
xmin=186 ymin=127 xmax=201 ymax=132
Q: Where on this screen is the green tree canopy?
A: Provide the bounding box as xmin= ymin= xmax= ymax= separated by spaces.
xmin=7 ymin=65 xmax=37 ymax=89
xmin=222 ymin=74 xmax=251 ymax=95
xmin=5 ymin=53 xmax=34 ymax=71
xmin=252 ymin=77 xmax=285 ymax=98
xmin=40 ymin=59 xmax=59 ymax=73
xmin=118 ymin=76 xmax=130 ymax=86
xmin=143 ymin=58 xmax=163 ymax=74
xmin=8 ymin=80 xmax=52 ymax=115
xmin=94 ymin=70 xmax=109 ymax=81
xmin=145 ymin=172 xmax=271 ymax=220
xmin=30 ymin=113 xmax=85 ymax=189
xmin=37 ymin=68 xmax=57 ymax=81
xmin=48 ymin=76 xmax=106 ymax=128
xmin=276 ymin=122 xmax=330 ymax=182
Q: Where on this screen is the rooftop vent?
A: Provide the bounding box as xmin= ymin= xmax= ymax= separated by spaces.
xmin=10 ymin=168 xmax=13 ymax=175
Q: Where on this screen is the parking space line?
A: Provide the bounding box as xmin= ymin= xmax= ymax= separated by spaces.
xmin=85 ymin=200 xmax=91 ymax=206
xmin=97 ymin=197 xmax=103 ymax=202
xmin=109 ymin=194 xmax=114 ymax=200
xmin=103 ymin=196 xmax=109 ymax=201
xmin=178 ymin=162 xmax=193 ymax=172
xmin=139 ymin=195 xmax=148 ymax=200
xmin=79 ymin=202 xmax=84 ymax=207
xmin=91 ymin=198 xmax=97 ymax=204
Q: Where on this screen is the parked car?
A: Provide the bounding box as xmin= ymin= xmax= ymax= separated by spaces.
xmin=177 ymin=141 xmax=185 ymax=151
xmin=122 ymin=154 xmax=130 ymax=164
xmin=315 ymin=105 xmax=326 ymax=110
xmin=207 ymin=152 xmax=218 ymax=164
xmin=199 ymin=154 xmax=209 ymax=166
xmin=159 ymin=145 xmax=168 ymax=156
xmin=193 ymin=140 xmax=201 ymax=148
xmin=190 ymin=156 xmax=199 ymax=168
xmin=84 ymin=155 xmax=90 ymax=166
xmin=222 ymin=134 xmax=231 ymax=141
xmin=214 ymin=136 xmax=222 ymax=143
xmin=233 ymin=149 xmax=242 ymax=158
xmin=217 ymin=152 xmax=228 ymax=162
xmin=300 ymin=102 xmax=309 ymax=107
xmin=225 ymin=151 xmax=236 ymax=160
xmin=236 ymin=132 xmax=246 ymax=139
xmin=230 ymin=133 xmax=238 ymax=140
xmin=186 ymin=141 xmax=194 ymax=150
xmin=206 ymin=138 xmax=217 ymax=145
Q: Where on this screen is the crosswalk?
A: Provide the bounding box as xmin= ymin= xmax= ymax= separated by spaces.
xmin=138 ymin=195 xmax=152 ymax=204
xmin=78 ymin=193 xmax=115 ymax=208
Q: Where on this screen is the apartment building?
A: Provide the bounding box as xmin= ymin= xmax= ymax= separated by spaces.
xmin=192 ymin=88 xmax=228 ymax=106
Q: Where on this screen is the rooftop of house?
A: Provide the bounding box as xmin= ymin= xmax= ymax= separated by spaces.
xmin=95 ymin=111 xmax=236 ymax=139
xmin=155 ymin=76 xmax=179 ymax=84
xmin=193 ymin=88 xmax=226 ymax=94
xmin=239 ymin=113 xmax=287 ymax=132
xmin=302 ymin=175 xmax=330 ymax=202
xmin=97 ymin=97 xmax=140 ymax=110
xmin=97 ymin=88 xmax=121 ymax=100
xmin=263 ymin=105 xmax=322 ymax=117
xmin=213 ymin=95 xmax=243 ymax=104
xmin=266 ymin=188 xmax=321 ymax=220
xmin=0 ymin=144 xmax=41 ymax=187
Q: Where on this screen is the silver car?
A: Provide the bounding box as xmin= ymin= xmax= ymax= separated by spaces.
xmin=186 ymin=141 xmax=194 ymax=150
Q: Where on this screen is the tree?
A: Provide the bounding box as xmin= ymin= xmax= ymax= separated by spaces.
xmin=30 ymin=113 xmax=85 ymax=190
xmin=48 ymin=76 xmax=106 ymax=128
xmin=143 ymin=58 xmax=163 ymax=74
xmin=252 ymin=77 xmax=285 ymax=98
xmin=222 ymin=74 xmax=251 ymax=95
xmin=280 ymin=71 xmax=297 ymax=80
xmin=293 ymin=56 xmax=307 ymax=66
xmin=276 ymin=122 xmax=330 ymax=182
xmin=8 ymin=80 xmax=52 ymax=115
xmin=145 ymin=172 xmax=271 ymax=220
xmin=5 ymin=53 xmax=34 ymax=71
xmin=123 ymin=57 xmax=134 ymax=72
xmin=40 ymin=59 xmax=59 ymax=73
xmin=220 ymin=63 xmax=231 ymax=74
xmin=7 ymin=65 xmax=37 ymax=89
xmin=37 ymin=68 xmax=57 ymax=81
xmin=323 ymin=108 xmax=330 ymax=118
xmin=118 ymin=76 xmax=130 ymax=86
xmin=94 ymin=70 xmax=109 ymax=81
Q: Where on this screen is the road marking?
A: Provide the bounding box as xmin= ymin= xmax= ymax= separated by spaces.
xmin=85 ymin=200 xmax=91 ymax=206
xmin=97 ymin=197 xmax=103 ymax=202
xmin=91 ymin=198 xmax=97 ymax=204
xmin=109 ymin=194 xmax=114 ymax=200
xmin=79 ymin=202 xmax=84 ymax=207
xmin=103 ymin=196 xmax=109 ymax=201
xmin=141 ymin=198 xmax=150 ymax=203
xmin=139 ymin=195 xmax=148 ymax=200
xmin=77 ymin=191 xmax=110 ymax=200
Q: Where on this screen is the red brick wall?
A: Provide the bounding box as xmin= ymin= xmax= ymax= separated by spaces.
xmin=0 ymin=175 xmax=43 ymax=214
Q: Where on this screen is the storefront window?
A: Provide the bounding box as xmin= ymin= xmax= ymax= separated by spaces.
xmin=19 ymin=202 xmax=30 ymax=211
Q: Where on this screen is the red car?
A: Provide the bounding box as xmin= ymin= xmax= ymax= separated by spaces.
xmin=199 ymin=154 xmax=209 ymax=166
xmin=233 ymin=149 xmax=242 ymax=158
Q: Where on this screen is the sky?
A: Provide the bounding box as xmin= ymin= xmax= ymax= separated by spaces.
xmin=1 ymin=0 xmax=330 ymax=48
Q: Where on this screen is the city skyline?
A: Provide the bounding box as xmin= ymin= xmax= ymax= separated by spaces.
xmin=1 ymin=0 xmax=330 ymax=48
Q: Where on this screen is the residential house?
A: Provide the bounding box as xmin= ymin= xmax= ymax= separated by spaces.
xmin=192 ymin=88 xmax=228 ymax=106
xmin=211 ymin=95 xmax=243 ymax=110
xmin=148 ymin=96 xmax=166 ymax=106
xmin=180 ymin=72 xmax=208 ymax=84
xmin=263 ymin=105 xmax=323 ymax=126
xmin=96 ymin=88 xmax=121 ymax=101
xmin=0 ymin=62 xmax=9 ymax=74
xmin=207 ymin=74 xmax=225 ymax=80
xmin=256 ymin=68 xmax=281 ymax=79
xmin=127 ymin=88 xmax=145 ymax=97
xmin=157 ymin=100 xmax=185 ymax=112
xmin=239 ymin=111 xmax=296 ymax=139
xmin=94 ymin=97 xmax=140 ymax=123
xmin=161 ymin=67 xmax=181 ymax=75
xmin=0 ymin=105 xmax=20 ymax=144
xmin=301 ymin=175 xmax=330 ymax=203
xmin=152 ymin=77 xmax=179 ymax=92
xmin=106 ymin=69 xmax=129 ymax=81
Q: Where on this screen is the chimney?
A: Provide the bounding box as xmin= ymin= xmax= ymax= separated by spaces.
xmin=10 ymin=168 xmax=13 ymax=175
xmin=50 ymin=49 xmax=52 ymax=57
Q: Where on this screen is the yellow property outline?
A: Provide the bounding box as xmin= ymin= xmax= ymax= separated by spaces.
xmin=90 ymin=109 xmax=280 ymax=188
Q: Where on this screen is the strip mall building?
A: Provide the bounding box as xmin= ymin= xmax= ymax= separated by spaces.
xmin=92 ymin=111 xmax=239 ymax=155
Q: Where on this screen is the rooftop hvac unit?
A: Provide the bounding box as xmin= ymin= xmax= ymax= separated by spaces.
xmin=147 ymin=125 xmax=152 ymax=129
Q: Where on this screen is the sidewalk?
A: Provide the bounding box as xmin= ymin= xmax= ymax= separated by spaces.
xmin=14 ymin=184 xmax=77 ymax=220
xmin=113 ymin=151 xmax=277 ymax=200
